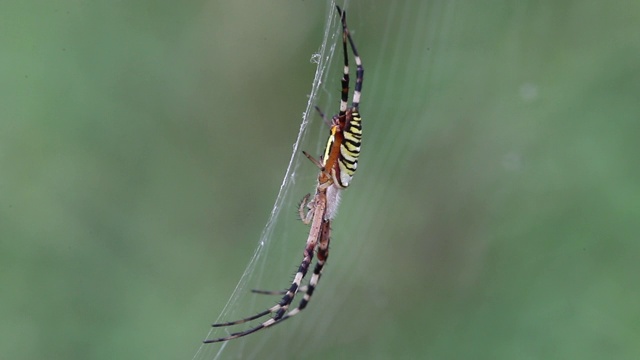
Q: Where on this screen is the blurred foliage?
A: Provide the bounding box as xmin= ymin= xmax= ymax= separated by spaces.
xmin=1 ymin=0 xmax=639 ymax=359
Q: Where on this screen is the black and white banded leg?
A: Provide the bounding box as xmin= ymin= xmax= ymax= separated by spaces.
xmin=252 ymin=219 xmax=331 ymax=315
xmin=203 ymin=194 xmax=327 ymax=343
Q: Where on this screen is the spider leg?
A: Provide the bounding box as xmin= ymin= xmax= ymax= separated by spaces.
xmin=302 ymin=150 xmax=325 ymax=171
xmin=336 ymin=6 xmax=363 ymax=109
xmin=251 ymin=287 xmax=306 ymax=295
xmin=203 ymin=192 xmax=327 ymax=343
xmin=336 ymin=6 xmax=350 ymax=116
xmin=207 ymin=244 xmax=311 ymax=326
xmin=302 ymin=150 xmax=336 ymax=191
xmin=252 ymin=219 xmax=330 ymax=297
xmin=282 ymin=219 xmax=331 ymax=318
xmin=314 ymin=105 xmax=335 ymax=128
xmin=204 ymin=243 xmax=315 ymax=343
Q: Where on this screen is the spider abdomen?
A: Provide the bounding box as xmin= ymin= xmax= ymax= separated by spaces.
xmin=337 ymin=110 xmax=362 ymax=187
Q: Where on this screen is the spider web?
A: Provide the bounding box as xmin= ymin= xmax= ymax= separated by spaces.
xmin=192 ymin=2 xmax=347 ymax=359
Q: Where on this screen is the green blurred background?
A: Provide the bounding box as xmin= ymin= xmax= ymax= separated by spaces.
xmin=2 ymin=1 xmax=639 ymax=359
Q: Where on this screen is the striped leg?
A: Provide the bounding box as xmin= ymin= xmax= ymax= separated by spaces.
xmin=251 ymin=219 xmax=331 ymax=321
xmin=285 ymin=219 xmax=331 ymax=316
xmin=336 ymin=6 xmax=363 ymax=109
xmin=203 ymin=192 xmax=327 ymax=343
xmin=337 ymin=6 xmax=350 ymax=116
xmin=204 ymin=244 xmax=314 ymax=342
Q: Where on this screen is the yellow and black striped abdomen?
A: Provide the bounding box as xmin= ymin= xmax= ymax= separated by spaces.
xmin=336 ymin=110 xmax=362 ymax=188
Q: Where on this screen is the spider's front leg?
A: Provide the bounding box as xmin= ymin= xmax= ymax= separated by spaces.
xmin=287 ymin=218 xmax=331 ymax=315
xmin=205 ymin=196 xmax=326 ymax=343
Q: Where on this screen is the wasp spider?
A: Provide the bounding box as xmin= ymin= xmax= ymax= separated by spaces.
xmin=204 ymin=6 xmax=363 ymax=343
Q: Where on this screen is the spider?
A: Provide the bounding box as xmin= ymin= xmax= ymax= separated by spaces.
xmin=203 ymin=5 xmax=363 ymax=343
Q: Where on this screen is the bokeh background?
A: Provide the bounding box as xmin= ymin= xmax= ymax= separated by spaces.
xmin=2 ymin=1 xmax=639 ymax=359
